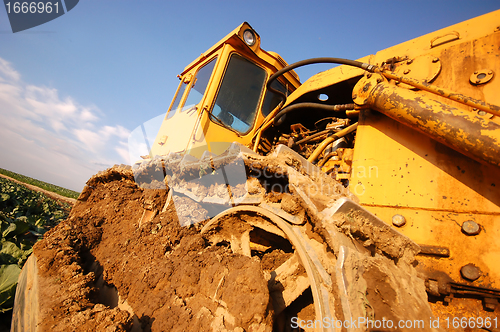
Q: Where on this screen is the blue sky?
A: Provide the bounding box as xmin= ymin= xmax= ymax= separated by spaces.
xmin=0 ymin=0 xmax=498 ymax=191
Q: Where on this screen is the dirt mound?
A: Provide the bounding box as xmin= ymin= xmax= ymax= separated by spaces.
xmin=33 ymin=168 xmax=273 ymax=332
xmin=27 ymin=150 xmax=439 ymax=332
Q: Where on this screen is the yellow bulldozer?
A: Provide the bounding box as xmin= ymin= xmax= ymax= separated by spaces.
xmin=12 ymin=9 xmax=500 ymax=332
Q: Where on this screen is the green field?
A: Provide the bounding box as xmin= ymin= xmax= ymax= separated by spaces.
xmin=0 ymin=176 xmax=72 ymax=314
xmin=0 ymin=168 xmax=80 ymax=199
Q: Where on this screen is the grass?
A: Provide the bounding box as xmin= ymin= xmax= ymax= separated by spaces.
xmin=0 ymin=168 xmax=80 ymax=199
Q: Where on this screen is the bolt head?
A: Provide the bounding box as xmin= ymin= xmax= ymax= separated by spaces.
xmin=484 ymin=298 xmax=498 ymax=311
xmin=488 ymin=70 xmax=493 ymax=75
xmin=432 ymin=58 xmax=439 ymax=63
xmin=460 ymin=264 xmax=481 ymax=281
xmin=392 ymin=214 xmax=406 ymax=227
xmin=406 ymin=59 xmax=413 ymax=65
xmin=462 ymin=220 xmax=480 ymax=235
xmin=478 ymin=110 xmax=487 ymax=116
xmin=474 ymin=71 xmax=478 ymax=75
xmin=403 ymin=69 xmax=410 ymax=75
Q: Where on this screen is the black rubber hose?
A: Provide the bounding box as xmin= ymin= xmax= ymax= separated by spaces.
xmin=267 ymin=57 xmax=376 ymax=104
xmin=274 ymin=102 xmax=356 ymax=126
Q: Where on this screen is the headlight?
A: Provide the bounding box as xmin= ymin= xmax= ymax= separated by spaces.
xmin=243 ymin=29 xmax=256 ymax=46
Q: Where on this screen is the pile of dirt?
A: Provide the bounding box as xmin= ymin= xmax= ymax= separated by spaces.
xmin=33 ymin=169 xmax=274 ymax=332
xmin=27 ymin=156 xmax=439 ymax=332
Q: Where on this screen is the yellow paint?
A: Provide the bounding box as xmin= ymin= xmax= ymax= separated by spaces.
xmin=366 ymin=206 xmax=500 ymax=288
xmin=151 ymin=23 xmax=301 ymax=158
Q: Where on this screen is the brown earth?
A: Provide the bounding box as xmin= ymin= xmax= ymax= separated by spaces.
xmin=33 ymin=169 xmax=277 ymax=332
xmin=28 ymin=156 xmax=440 ymax=332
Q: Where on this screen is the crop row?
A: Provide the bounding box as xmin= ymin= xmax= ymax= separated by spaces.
xmin=0 ymin=168 xmax=80 ymax=199
xmin=0 ymin=176 xmax=71 ymax=313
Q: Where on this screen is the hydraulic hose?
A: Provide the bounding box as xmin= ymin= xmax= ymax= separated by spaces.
xmin=307 ymin=123 xmax=358 ymax=163
xmin=292 ymin=128 xmax=333 ymax=147
xmin=267 ymin=57 xmax=376 ymax=104
xmin=274 ymin=102 xmax=356 ymax=126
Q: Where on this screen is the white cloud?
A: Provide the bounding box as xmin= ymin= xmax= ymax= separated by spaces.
xmin=0 ymin=57 xmax=132 ymax=191
xmin=0 ymin=58 xmax=20 ymax=82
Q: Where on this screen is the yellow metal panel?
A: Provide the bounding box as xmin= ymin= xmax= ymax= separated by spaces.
xmin=150 ymin=106 xmax=201 ymax=156
xmin=372 ymin=10 xmax=500 ymax=65
xmin=350 ymin=112 xmax=500 ymax=213
xmin=365 ymin=206 xmax=500 ymax=287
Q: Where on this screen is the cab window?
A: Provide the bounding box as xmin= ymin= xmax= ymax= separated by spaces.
xmin=166 ymin=79 xmax=188 ymax=119
xmin=212 ymin=54 xmax=266 ymax=134
xmin=261 ymin=80 xmax=287 ymax=117
xmin=183 ymin=57 xmax=217 ymax=111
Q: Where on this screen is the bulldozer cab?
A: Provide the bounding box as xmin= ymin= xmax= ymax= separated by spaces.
xmin=150 ymin=22 xmax=301 ymax=158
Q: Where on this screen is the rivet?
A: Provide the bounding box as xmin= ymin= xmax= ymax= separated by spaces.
xmin=474 ymin=71 xmax=478 ymax=75
xmin=478 ymin=110 xmax=487 ymax=116
xmin=462 ymin=220 xmax=480 ymax=235
xmin=406 ymin=59 xmax=413 ymax=65
xmin=476 ymin=79 xmax=481 ymax=84
xmin=403 ymin=69 xmax=410 ymax=75
xmin=460 ymin=264 xmax=481 ymax=281
xmin=432 ymin=58 xmax=439 ymax=63
xmin=392 ymin=214 xmax=406 ymax=227
xmin=488 ymin=70 xmax=493 ymax=75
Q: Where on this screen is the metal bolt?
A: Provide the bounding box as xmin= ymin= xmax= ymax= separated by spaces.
xmin=462 ymin=220 xmax=480 ymax=235
xmin=460 ymin=264 xmax=481 ymax=281
xmin=392 ymin=214 xmax=406 ymax=227
xmin=432 ymin=58 xmax=439 ymax=63
xmin=403 ymin=69 xmax=411 ymax=75
xmin=484 ymin=298 xmax=498 ymax=311
xmin=352 ymin=94 xmax=358 ymax=99
xmin=488 ymin=70 xmax=493 ymax=75
xmin=476 ymin=79 xmax=481 ymax=84
xmin=367 ymin=73 xmax=372 ymax=78
xmin=406 ymin=59 xmax=413 ymax=65
xmin=376 ymin=78 xmax=383 ymax=83
xmin=474 ymin=71 xmax=478 ymax=75
xmin=478 ymin=110 xmax=487 ymax=116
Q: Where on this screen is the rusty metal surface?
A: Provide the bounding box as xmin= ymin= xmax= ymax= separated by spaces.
xmin=353 ymin=75 xmax=500 ymax=167
xmin=418 ymin=245 xmax=450 ymax=258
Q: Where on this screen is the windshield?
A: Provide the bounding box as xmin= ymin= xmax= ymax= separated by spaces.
xmin=212 ymin=54 xmax=266 ymax=134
